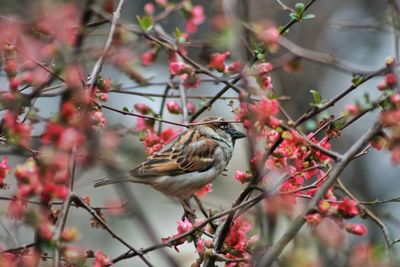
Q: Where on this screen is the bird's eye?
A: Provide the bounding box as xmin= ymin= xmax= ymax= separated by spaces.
xmin=219 ymin=123 xmax=228 ymax=130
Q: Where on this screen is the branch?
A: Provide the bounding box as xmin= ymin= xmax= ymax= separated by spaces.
xmin=256 ymin=120 xmax=382 ymax=266
xmin=179 ymin=84 xmax=189 ymax=124
xmin=52 ymin=194 xmax=73 ymax=267
xmin=72 ymin=193 xmax=153 ymax=267
xmin=294 ymin=65 xmax=390 ymax=126
xmin=336 ymin=179 xmax=394 ymax=260
xmin=279 ymin=37 xmax=374 ymax=74
xmin=279 ymin=0 xmax=317 ymax=34
xmin=86 ymin=0 xmax=126 ymax=94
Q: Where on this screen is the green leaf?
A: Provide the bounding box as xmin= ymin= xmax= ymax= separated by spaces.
xmin=122 ymin=106 xmax=129 ymax=112
xmin=310 ymin=89 xmax=321 ymax=104
xmin=332 ymin=118 xmax=346 ymax=130
xmin=289 ymin=13 xmax=298 ymax=20
xmin=352 ymin=75 xmax=364 ymax=86
xmin=136 ymin=15 xmax=153 ymax=32
xmin=294 ymin=3 xmax=305 ymax=13
xmin=305 ymin=120 xmax=317 ymax=131
xmin=302 ymin=14 xmax=316 ymax=20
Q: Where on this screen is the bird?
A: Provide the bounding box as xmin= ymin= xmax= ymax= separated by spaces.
xmin=94 ymin=117 xmax=246 ymax=212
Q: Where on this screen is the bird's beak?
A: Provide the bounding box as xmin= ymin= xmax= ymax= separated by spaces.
xmin=229 ymin=128 xmax=246 ymax=140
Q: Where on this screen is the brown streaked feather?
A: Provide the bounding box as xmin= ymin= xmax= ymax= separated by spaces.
xmin=130 ymin=128 xmax=218 ymax=177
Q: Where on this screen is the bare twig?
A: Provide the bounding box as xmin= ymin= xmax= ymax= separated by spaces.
xmin=86 ymin=0 xmax=125 ymax=94
xmin=279 ymin=37 xmax=374 ymax=74
xmin=336 ymin=179 xmax=394 ymax=260
xmin=73 ymin=194 xmax=153 ymax=267
xmin=52 ymin=194 xmax=73 ymax=267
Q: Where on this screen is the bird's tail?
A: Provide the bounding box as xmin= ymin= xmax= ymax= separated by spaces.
xmin=93 ymin=175 xmax=137 ymax=187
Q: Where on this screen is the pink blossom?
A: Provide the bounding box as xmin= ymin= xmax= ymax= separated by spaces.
xmin=376 ymin=80 xmax=387 ymax=91
xmin=346 ymin=103 xmax=359 ymax=114
xmin=7 ymin=198 xmax=26 ymax=219
xmin=196 ymin=239 xmax=205 ymax=253
xmin=208 ymin=51 xmax=230 ymax=72
xmin=58 ymin=128 xmax=84 ymax=150
xmin=385 ymin=73 xmax=397 ymax=86
xmin=36 ymin=3 xmax=80 ymax=45
xmin=257 ymin=63 xmax=273 ymax=74
xmin=226 ymin=217 xmax=252 ymax=255
xmin=90 ymin=111 xmax=107 ymax=128
xmin=9 ymin=77 xmax=20 ymax=91
xmin=182 ymin=73 xmax=201 ymax=89
xmin=226 ymin=61 xmax=243 ymax=73
xmin=234 ymin=170 xmax=252 ymax=184
xmin=318 ymin=199 xmax=331 ymax=215
xmin=260 ymin=25 xmax=280 ymax=51
xmin=136 ymin=117 xmax=155 ymax=132
xmin=390 ymin=93 xmax=400 ymax=103
xmin=177 ymin=218 xmax=193 ymax=235
xmin=263 ymin=26 xmax=280 ymax=43
xmin=187 ymin=102 xmax=196 ymax=114
xmin=134 ymin=103 xmax=152 ymax=114
xmin=144 ymin=3 xmax=155 ymax=14
xmin=141 ymin=49 xmax=155 ymax=66
xmin=185 ymin=5 xmax=205 ymax=33
xmin=64 ymin=64 xmax=84 ymax=89
xmin=380 ymin=110 xmax=400 ymax=127
xmin=159 ymin=128 xmax=178 ymax=144
xmin=93 ymin=251 xmax=111 ymax=267
xmin=0 ymin=157 xmax=10 ymax=188
xmin=304 ymin=213 xmax=322 ymax=227
xmin=195 ymin=183 xmax=213 ymax=197
xmin=169 ymin=61 xmax=190 ymax=75
xmin=338 ymin=197 xmax=359 ymax=218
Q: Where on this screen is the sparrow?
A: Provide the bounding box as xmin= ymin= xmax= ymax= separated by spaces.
xmin=94 ymin=117 xmax=246 ymax=210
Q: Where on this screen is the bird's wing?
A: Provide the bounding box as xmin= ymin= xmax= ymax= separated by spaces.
xmin=131 ymin=129 xmax=218 ymax=177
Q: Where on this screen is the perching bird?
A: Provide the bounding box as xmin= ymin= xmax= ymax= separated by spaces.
xmin=94 ymin=117 xmax=246 ymax=211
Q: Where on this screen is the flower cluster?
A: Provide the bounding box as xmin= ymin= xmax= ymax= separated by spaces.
xmin=182 ymin=4 xmax=205 ymax=34
xmin=208 ymin=51 xmax=242 ymax=74
xmin=161 ymin=218 xmax=196 ymax=251
xmin=236 ymin=95 xmax=280 ymax=137
xmin=223 ymin=217 xmax=257 ymax=265
xmin=304 ymin=195 xmax=367 ymax=237
xmin=169 ymin=60 xmax=200 ymax=89
xmin=255 ymin=63 xmax=273 ymax=90
xmin=374 ymin=58 xmax=400 ymax=164
xmin=140 ymin=128 xmax=179 ymax=155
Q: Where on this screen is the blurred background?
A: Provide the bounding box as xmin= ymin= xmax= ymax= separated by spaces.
xmin=0 ymin=0 xmax=399 ymax=266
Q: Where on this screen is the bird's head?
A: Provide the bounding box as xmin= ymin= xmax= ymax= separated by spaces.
xmin=200 ymin=117 xmax=246 ymax=143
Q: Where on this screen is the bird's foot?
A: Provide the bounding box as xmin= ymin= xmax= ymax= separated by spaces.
xmin=180 ymin=200 xmax=196 ymax=222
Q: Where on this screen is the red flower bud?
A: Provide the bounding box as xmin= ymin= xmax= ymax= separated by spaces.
xmin=9 ymin=77 xmax=20 ymax=91
xmin=338 ymin=197 xmax=359 ymax=218
xmin=385 ymin=73 xmax=397 ymax=86
xmin=166 ymin=101 xmax=182 ymax=114
xmin=345 ymin=223 xmax=367 ymax=236
xmin=134 ymin=103 xmax=152 ymax=114
xmin=376 ymin=80 xmax=387 ymax=91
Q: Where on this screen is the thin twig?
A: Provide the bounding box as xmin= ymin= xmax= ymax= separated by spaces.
xmin=279 ymin=0 xmax=317 ymax=34
xmin=52 ymin=194 xmax=73 ymax=267
xmin=86 ymin=0 xmax=126 ymax=94
xmin=73 ymin=194 xmax=153 ymax=267
xmin=336 ymin=179 xmax=394 ymax=260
